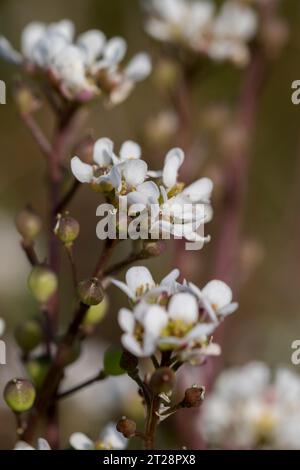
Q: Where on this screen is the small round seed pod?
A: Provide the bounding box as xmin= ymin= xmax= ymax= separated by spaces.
xmin=54 ymin=213 xmax=80 ymax=246
xmin=78 ymin=278 xmax=104 ymax=306
xmin=15 ymin=319 xmax=43 ymax=353
xmin=149 ymin=367 xmax=176 ymax=395
xmin=4 ymin=378 xmax=36 ymax=413
xmin=116 ymin=417 xmax=136 ymax=438
xmin=15 ymin=207 xmax=42 ymax=242
xmin=28 ymin=266 xmax=58 ymax=304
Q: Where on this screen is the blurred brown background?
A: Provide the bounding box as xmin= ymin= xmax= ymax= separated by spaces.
xmin=0 ymin=0 xmax=300 ymax=449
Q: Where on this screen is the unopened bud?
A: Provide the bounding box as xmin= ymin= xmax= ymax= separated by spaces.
xmin=78 ymin=277 xmax=104 ymax=306
xmin=142 ymin=241 xmax=166 ymax=258
xmin=116 ymin=417 xmax=136 ymax=438
xmin=54 ymin=213 xmax=80 ymax=246
xmin=28 ymin=266 xmax=58 ymax=304
xmin=4 ymin=378 xmax=36 ymax=413
xmin=15 ymin=319 xmax=43 ymax=353
xmin=25 ymin=357 xmax=50 ymax=388
xmin=13 ymin=81 xmax=41 ymax=115
xmin=83 ymin=295 xmax=109 ymax=327
xmin=15 ymin=207 xmax=42 ymax=242
xmin=104 ymin=346 xmax=125 ymax=376
xmin=120 ymin=350 xmax=138 ymax=373
xmin=150 ymin=367 xmax=175 ymax=395
xmin=182 ymin=386 xmax=205 ymax=408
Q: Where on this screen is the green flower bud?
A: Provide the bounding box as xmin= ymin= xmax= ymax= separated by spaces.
xmin=25 ymin=357 xmax=50 ymax=388
xmin=149 ymin=367 xmax=175 ymax=395
xmin=116 ymin=417 xmax=136 ymax=438
xmin=4 ymin=378 xmax=36 ymax=413
xmin=119 ymin=350 xmax=138 ymax=373
xmin=15 ymin=319 xmax=43 ymax=353
xmin=83 ymin=296 xmax=109 ymax=327
xmin=104 ymin=346 xmax=125 ymax=376
xmin=182 ymin=386 xmax=205 ymax=408
xmin=78 ymin=278 xmax=104 ymax=306
xmin=28 ymin=266 xmax=58 ymax=304
xmin=15 ymin=207 xmax=42 ymax=242
xmin=54 ymin=213 xmax=80 ymax=245
xmin=142 ymin=241 xmax=166 ymax=258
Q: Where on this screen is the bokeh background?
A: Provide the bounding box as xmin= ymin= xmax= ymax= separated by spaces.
xmin=0 ymin=0 xmax=300 ymax=449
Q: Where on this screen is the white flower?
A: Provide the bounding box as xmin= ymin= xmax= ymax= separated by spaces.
xmin=188 ymin=279 xmax=238 ymax=322
xmin=144 ymin=0 xmax=258 ymax=66
xmin=201 ymin=362 xmax=300 ymax=450
xmin=14 ymin=438 xmax=51 ymax=450
xmin=0 ymin=20 xmax=151 ymax=102
xmin=70 ymin=423 xmax=127 ymax=450
xmin=112 ymin=265 xmax=180 ymax=301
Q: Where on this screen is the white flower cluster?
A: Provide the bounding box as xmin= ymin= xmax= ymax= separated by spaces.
xmin=0 ymin=20 xmax=152 ymax=103
xmin=201 ymin=362 xmax=300 ymax=449
xmin=14 ymin=423 xmax=126 ymax=450
xmin=144 ymin=0 xmax=258 ymax=66
xmin=71 ymin=139 xmax=213 ymax=243
xmin=113 ymin=266 xmax=238 ymax=361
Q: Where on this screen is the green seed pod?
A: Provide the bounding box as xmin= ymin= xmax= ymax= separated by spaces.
xmin=83 ymin=296 xmax=109 ymax=327
xmin=25 ymin=357 xmax=50 ymax=388
xmin=4 ymin=378 xmax=36 ymax=413
xmin=28 ymin=266 xmax=58 ymax=304
xmin=116 ymin=417 xmax=136 ymax=438
xmin=78 ymin=278 xmax=104 ymax=306
xmin=54 ymin=213 xmax=80 ymax=245
xmin=104 ymin=346 xmax=125 ymax=376
xmin=15 ymin=319 xmax=43 ymax=353
xmin=149 ymin=367 xmax=175 ymax=395
xmin=142 ymin=241 xmax=166 ymax=258
xmin=15 ymin=207 xmax=42 ymax=242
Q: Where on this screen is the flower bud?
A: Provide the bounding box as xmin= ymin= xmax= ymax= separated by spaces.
xmin=104 ymin=346 xmax=125 ymax=376
xmin=78 ymin=277 xmax=104 ymax=306
xmin=116 ymin=417 xmax=136 ymax=438
xmin=4 ymin=378 xmax=36 ymax=413
xmin=25 ymin=357 xmax=50 ymax=388
xmin=54 ymin=213 xmax=80 ymax=246
xmin=141 ymin=241 xmax=166 ymax=258
xmin=15 ymin=319 xmax=43 ymax=353
xmin=82 ymin=296 xmax=109 ymax=327
xmin=15 ymin=207 xmax=42 ymax=242
xmin=13 ymin=81 xmax=41 ymax=115
xmin=149 ymin=367 xmax=175 ymax=395
xmin=28 ymin=266 xmax=58 ymax=304
xmin=119 ymin=350 xmax=138 ymax=373
xmin=182 ymin=386 xmax=205 ymax=408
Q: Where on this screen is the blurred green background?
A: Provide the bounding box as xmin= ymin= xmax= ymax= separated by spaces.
xmin=0 ymin=0 xmax=300 ymax=449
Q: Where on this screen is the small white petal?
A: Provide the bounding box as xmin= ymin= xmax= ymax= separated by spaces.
xmin=112 ymin=280 xmax=134 ymax=300
xmin=136 ymin=181 xmax=160 ymax=201
xmin=124 ymin=53 xmax=152 ymax=81
xmin=126 ymin=266 xmax=155 ymax=296
xmin=37 ymin=439 xmax=51 ymax=450
xmin=122 ymin=333 xmax=144 ymax=357
xmin=71 ymin=157 xmax=93 ymax=183
xmin=69 ymin=432 xmax=94 ymax=450
xmin=183 ymin=178 xmax=213 ymax=203
xmin=123 ymin=160 xmax=148 ymax=187
xmin=202 ymin=280 xmax=233 ymax=311
xmin=186 ymin=322 xmax=216 ymax=340
xmin=168 ymin=292 xmax=198 ymax=324
xmin=120 ymin=140 xmax=141 ymax=160
xmin=93 ymin=138 xmax=114 ymax=166
xmin=161 ymin=269 xmax=180 ymax=287
xmin=100 ymin=423 xmax=127 ymax=450
xmin=118 ymin=308 xmax=135 ymax=333
xmin=0 ymin=36 xmax=22 ymax=64
xmin=77 ymin=30 xmax=106 ymax=65
xmin=14 ymin=441 xmax=35 ymax=450
xmin=48 ymin=20 xmax=75 ymax=42
xmin=162 ymin=148 xmax=184 ymax=188
xmin=143 ymin=306 xmax=168 ymax=337
xmin=21 ymin=22 xmax=46 ymax=59
xmin=218 ymin=302 xmax=239 ymax=317
xmin=103 ymin=37 xmax=127 ymax=66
